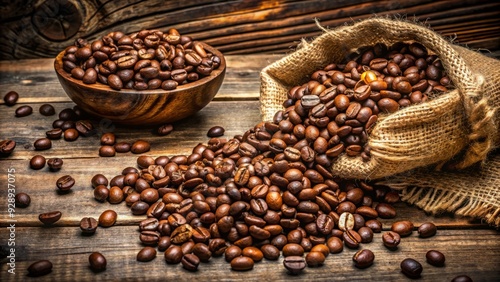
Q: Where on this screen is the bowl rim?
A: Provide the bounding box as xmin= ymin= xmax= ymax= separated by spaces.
xmin=54 ymin=41 xmax=226 ymax=95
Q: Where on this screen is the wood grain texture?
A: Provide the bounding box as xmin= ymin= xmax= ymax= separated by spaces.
xmin=0 ymin=0 xmax=498 ymax=59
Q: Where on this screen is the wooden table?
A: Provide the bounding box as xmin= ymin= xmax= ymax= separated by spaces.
xmin=0 ymin=55 xmax=499 ymax=281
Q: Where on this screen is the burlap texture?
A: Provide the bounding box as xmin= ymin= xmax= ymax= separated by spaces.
xmin=380 ymin=152 xmax=500 ymax=227
xmin=260 ymin=18 xmax=499 ymax=180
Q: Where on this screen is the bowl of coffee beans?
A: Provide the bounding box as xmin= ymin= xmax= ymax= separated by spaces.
xmin=54 ymin=28 xmax=225 ymax=125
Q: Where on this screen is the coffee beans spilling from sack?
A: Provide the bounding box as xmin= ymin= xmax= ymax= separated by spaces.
xmin=278 ymin=41 xmax=453 ymax=161
xmin=61 ymin=29 xmax=222 ymax=90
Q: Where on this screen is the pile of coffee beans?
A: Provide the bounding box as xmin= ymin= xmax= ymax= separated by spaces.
xmin=281 ymin=41 xmax=453 ymax=161
xmin=61 ymin=28 xmax=222 ymax=91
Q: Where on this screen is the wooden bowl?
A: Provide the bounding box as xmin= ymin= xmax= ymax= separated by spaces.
xmin=54 ymin=43 xmax=225 ymax=126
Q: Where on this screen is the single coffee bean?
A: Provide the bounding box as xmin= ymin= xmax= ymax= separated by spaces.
xmin=451 ymin=275 xmax=473 ymax=282
xmin=15 ymin=105 xmax=33 ymax=117
xmin=353 ymin=249 xmax=375 ymax=268
xmin=157 ymin=124 xmax=174 ymax=136
xmin=34 ymin=138 xmax=52 ymax=150
xmin=391 ymin=220 xmax=414 ymax=237
xmin=164 ymin=245 xmax=183 ymax=264
xmin=99 ymin=145 xmax=116 ymax=157
xmin=15 ymin=192 xmax=31 ymax=208
xmin=27 ymin=260 xmax=52 ymax=277
xmin=283 ymin=256 xmax=306 ymax=275
xmin=89 ymin=252 xmax=107 ymax=272
xmin=358 ymin=226 xmax=374 ymax=243
xmin=400 ymin=258 xmax=423 ymax=279
xmin=338 ymin=212 xmax=355 ymax=231
xmin=114 ymin=142 xmax=131 ymax=153
xmin=131 ymin=140 xmax=150 ymax=154
xmin=47 ymin=158 xmax=63 ymax=171
xmin=56 ymin=175 xmax=75 ymax=191
xmin=39 ymin=211 xmax=62 ymax=225
xmin=91 ymin=174 xmax=108 ymax=188
xmin=98 ymin=210 xmax=117 ymax=227
xmin=426 ymin=250 xmax=445 ymax=267
xmin=418 ymin=222 xmax=437 ymax=238
xmin=327 ymin=236 xmax=343 ymax=254
xmin=382 ymin=231 xmax=401 ymax=249
xmin=75 ymin=120 xmax=94 ymax=136
xmin=80 ymin=217 xmax=98 ymax=234
xmin=230 ymin=256 xmax=254 ymax=271
xmin=375 ymin=203 xmax=397 ymax=219
xmin=82 ymin=68 xmax=98 ymax=84
xmin=207 ymin=126 xmax=225 ymax=137
xmin=343 ymin=229 xmax=362 ymax=249
xmin=137 ymin=246 xmax=157 ymax=262
xmin=46 ymin=128 xmax=63 ymax=139
xmin=39 ymin=104 xmax=56 ymax=116
xmin=30 ymin=155 xmax=46 ymax=170
xmin=94 ymin=185 xmax=109 ymax=202
xmin=3 ymin=91 xmax=19 ymax=106
xmin=64 ymin=128 xmax=79 ymax=141
xmin=306 ymin=251 xmax=326 ymax=267
xmin=0 ymin=139 xmax=16 ymax=156
xmin=260 ymin=244 xmax=280 ymax=260
xmin=100 ymin=132 xmax=116 ymax=145
xmin=181 ymin=253 xmax=200 ymax=271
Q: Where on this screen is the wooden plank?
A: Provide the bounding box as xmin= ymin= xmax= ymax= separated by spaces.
xmin=0 ymin=226 xmax=498 ymax=281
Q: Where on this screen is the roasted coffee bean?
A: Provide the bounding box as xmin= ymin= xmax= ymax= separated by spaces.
xmin=282 ymin=243 xmax=304 ymax=257
xmin=343 ymin=229 xmax=361 ymax=248
xmin=375 ymin=203 xmax=397 ymax=218
xmin=89 ymin=252 xmax=107 ymax=272
xmin=358 ymin=226 xmax=374 ymax=243
xmin=99 ymin=145 xmax=116 ymax=157
xmin=3 ymin=91 xmax=19 ymax=106
xmin=0 ymin=139 xmax=16 ymax=156
xmin=207 ymin=126 xmax=225 ymax=137
xmin=353 ymin=249 xmax=375 ymax=268
xmin=63 ymin=128 xmax=79 ymax=141
xmin=451 ymin=275 xmax=473 ymax=282
xmin=182 ymin=253 xmax=200 ymax=271
xmin=230 ymin=256 xmax=254 ymax=271
xmin=165 ymin=245 xmax=184 ymax=264
xmin=75 ymin=120 xmax=94 ymax=136
xmin=34 ymin=138 xmax=52 ymax=150
xmin=27 ymin=260 xmax=53 ymax=276
xmin=47 ymin=157 xmax=63 ymax=171
xmin=382 ymin=231 xmax=401 ymax=249
xmin=15 ymin=192 xmax=31 ymax=208
xmin=327 ymin=236 xmax=343 ymax=254
xmin=15 ymin=105 xmax=33 ymax=117
xmin=92 ymin=174 xmax=108 ymax=188
xmin=39 ymin=211 xmax=62 ymax=225
xmin=157 ymin=124 xmax=174 ymax=136
xmin=260 ymin=244 xmax=280 ymax=260
xmin=283 ymin=256 xmax=306 ymax=275
xmin=56 ymin=175 xmax=75 ymax=191
xmin=338 ymin=212 xmax=355 ymax=231
xmin=114 ymin=142 xmax=131 ymax=153
xmin=94 ymin=185 xmax=109 ymax=202
xmin=131 ymin=140 xmax=150 ymax=154
xmin=39 ymin=104 xmax=55 ymax=116
xmin=98 ymin=210 xmax=117 ymax=227
xmin=108 ymin=186 xmax=124 ymax=204
xmin=400 ymin=258 xmax=423 ymax=279
xmin=305 ymin=251 xmax=325 ymax=267
xmin=30 ymin=155 xmax=46 ymax=170
xmin=391 ymin=220 xmax=414 ymax=237
xmin=137 ymin=246 xmax=157 ymax=262
xmin=100 ymin=133 xmax=116 ymax=145
xmin=46 ymin=128 xmax=63 ymax=139
xmin=418 ymin=222 xmax=437 ymax=238
xmin=80 ymin=217 xmax=98 ymax=234
xmin=426 ymin=250 xmax=445 ymax=267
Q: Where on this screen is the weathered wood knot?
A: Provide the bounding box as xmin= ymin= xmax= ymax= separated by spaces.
xmin=31 ymin=0 xmax=82 ymax=41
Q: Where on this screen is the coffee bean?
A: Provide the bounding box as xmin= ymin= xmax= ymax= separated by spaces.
xmin=338 ymin=212 xmax=355 ymax=231
xmin=382 ymin=231 xmax=401 ymax=249
xmin=75 ymin=120 xmax=94 ymax=136
xmin=230 ymin=256 xmax=254 ymax=271
xmin=418 ymin=222 xmax=437 ymax=238
xmin=207 ymin=126 xmax=225 ymax=137
xmin=38 ymin=104 xmax=56 ymax=116
xmin=47 ymin=158 xmax=63 ymax=171
xmin=391 ymin=220 xmax=414 ymax=237
xmin=137 ymin=246 xmax=157 ymax=262
xmin=131 ymin=140 xmax=150 ymax=154
xmin=39 ymin=211 xmax=62 ymax=225
xmin=0 ymin=139 xmax=16 ymax=156
xmin=3 ymin=91 xmax=19 ymax=106
xmin=46 ymin=128 xmax=63 ymax=139
xmin=114 ymin=142 xmax=131 ymax=153
xmin=99 ymin=145 xmax=116 ymax=157
xmin=94 ymin=185 xmax=109 ymax=202
xmin=157 ymin=124 xmax=174 ymax=136
xmin=98 ymin=210 xmax=117 ymax=227
xmin=82 ymin=68 xmax=98 ymax=84
xmin=260 ymin=244 xmax=280 ymax=260
xmin=451 ymin=275 xmax=473 ymax=282
xmin=80 ymin=217 xmax=98 ymax=234
xmin=165 ymin=245 xmax=183 ymax=264
xmin=63 ymin=128 xmax=79 ymax=141
xmin=327 ymin=236 xmax=343 ymax=253
xmin=91 ymin=174 xmax=108 ymax=188
xmin=181 ymin=253 xmax=200 ymax=271
xmin=15 ymin=105 xmax=33 ymax=117
xmin=34 ymin=138 xmax=52 ymax=150
xmin=100 ymin=133 xmax=116 ymax=145
xmin=283 ymin=256 xmax=306 ymax=275
xmin=27 ymin=260 xmax=52 ymax=277
xmin=375 ymin=203 xmax=397 ymax=218
xmin=343 ymin=229 xmax=362 ymax=249
xmin=56 ymin=175 xmax=75 ymax=191
xmin=353 ymin=249 xmax=375 ymax=268
xmin=15 ymin=192 xmax=31 ymax=208
xmin=426 ymin=250 xmax=445 ymax=267
xmin=400 ymin=258 xmax=423 ymax=279
xmin=89 ymin=252 xmax=107 ymax=272
xmin=306 ymin=251 xmax=326 ymax=267
xmin=30 ymin=155 xmax=46 ymax=170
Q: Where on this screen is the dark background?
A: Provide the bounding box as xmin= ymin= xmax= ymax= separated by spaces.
xmin=0 ymin=0 xmax=499 ymax=60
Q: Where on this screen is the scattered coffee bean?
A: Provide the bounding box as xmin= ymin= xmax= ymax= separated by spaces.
xmin=230 ymin=256 xmax=254 ymax=271
xmin=451 ymin=275 xmax=473 ymax=282
xmin=89 ymin=252 xmax=107 ymax=272
xmin=207 ymin=126 xmax=225 ymax=137
xmin=98 ymin=210 xmax=117 ymax=227
xmin=353 ymin=249 xmax=375 ymax=268
xmin=34 ymin=138 xmax=52 ymax=150
xmin=157 ymin=124 xmax=174 ymax=136
xmin=39 ymin=211 xmax=62 ymax=225
xmin=56 ymin=175 xmax=75 ymax=191
xmin=46 ymin=128 xmax=63 ymax=139
xmin=181 ymin=253 xmax=200 ymax=271
xmin=283 ymin=256 xmax=306 ymax=275
xmin=306 ymin=251 xmax=325 ymax=267
xmin=382 ymin=231 xmax=401 ymax=249
xmin=15 ymin=192 xmax=31 ymax=208
xmin=91 ymin=174 xmax=108 ymax=188
xmin=391 ymin=220 xmax=414 ymax=237
xmin=0 ymin=139 xmax=16 ymax=156
xmin=99 ymin=145 xmax=116 ymax=157
xmin=137 ymin=246 xmax=157 ymax=262
xmin=47 ymin=157 xmax=64 ymax=171
xmin=100 ymin=132 xmax=116 ymax=145
xmin=27 ymin=260 xmax=52 ymax=277
xmin=164 ymin=245 xmax=183 ymax=264
xmin=3 ymin=91 xmax=19 ymax=106
xmin=64 ymin=128 xmax=79 ymax=141
xmin=426 ymin=250 xmax=445 ymax=267
xmin=15 ymin=105 xmax=32 ymax=117
xmin=30 ymin=155 xmax=46 ymax=170
xmin=39 ymin=104 xmax=56 ymax=116
xmin=400 ymin=258 xmax=423 ymax=279
xmin=75 ymin=120 xmax=95 ymax=136
xmin=114 ymin=142 xmax=131 ymax=153
xmin=80 ymin=217 xmax=98 ymax=235
xmin=131 ymin=140 xmax=150 ymax=154
xmin=94 ymin=185 xmax=109 ymax=202
xmin=418 ymin=222 xmax=437 ymax=238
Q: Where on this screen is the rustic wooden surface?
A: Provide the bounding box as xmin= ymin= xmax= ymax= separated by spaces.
xmin=1 ymin=0 xmax=499 ymax=59
xmin=1 ymin=55 xmax=499 ymax=281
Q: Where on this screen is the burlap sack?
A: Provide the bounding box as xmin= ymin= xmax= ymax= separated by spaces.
xmin=379 ymin=152 xmax=500 ymax=227
xmin=260 ymin=18 xmax=500 ymax=180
